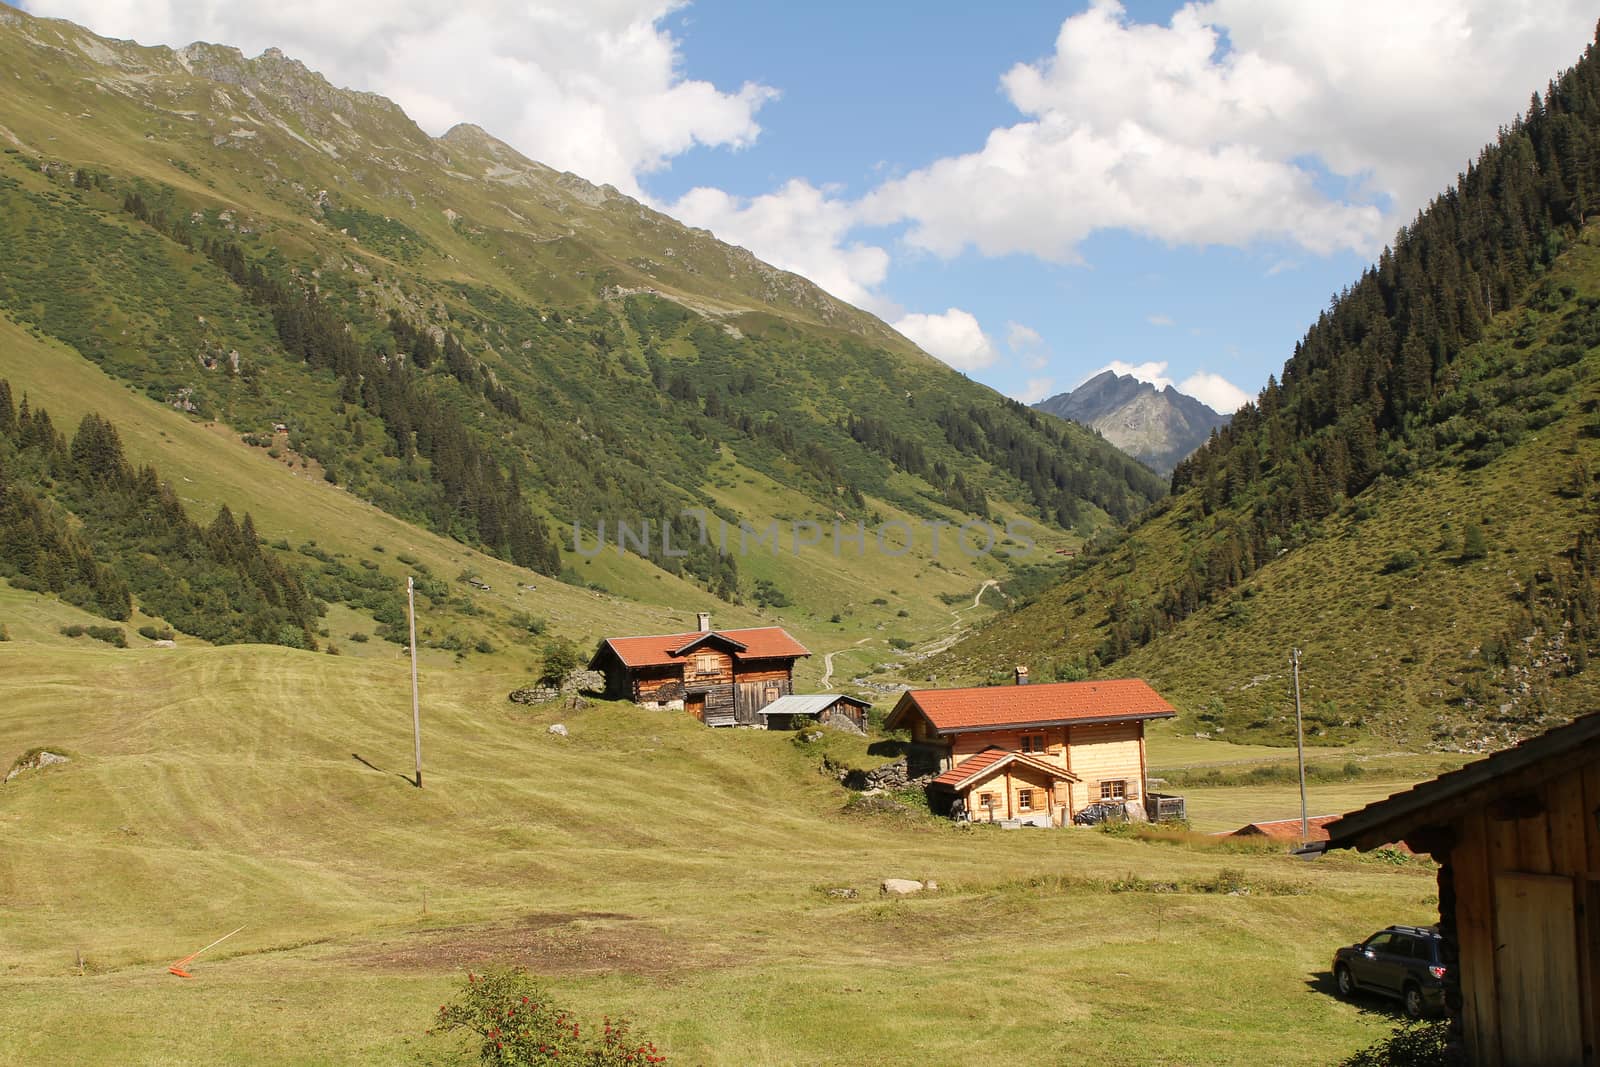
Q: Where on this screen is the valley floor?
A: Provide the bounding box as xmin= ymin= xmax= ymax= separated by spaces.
xmin=0 ymin=638 xmax=1442 ymax=1065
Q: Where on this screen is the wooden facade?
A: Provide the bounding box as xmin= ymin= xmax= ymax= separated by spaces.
xmin=1324 ymin=713 xmax=1600 ymax=1067
xmin=886 ymin=677 xmax=1176 ymax=825
xmin=589 ymin=624 xmax=809 ymax=728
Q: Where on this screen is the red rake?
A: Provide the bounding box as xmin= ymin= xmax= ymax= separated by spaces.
xmin=167 ymin=925 xmax=245 ymax=979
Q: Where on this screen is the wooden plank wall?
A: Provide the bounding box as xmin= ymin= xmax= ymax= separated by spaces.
xmin=1449 ymin=758 xmax=1599 ymax=1066
xmin=1065 ymin=722 xmax=1145 ymax=801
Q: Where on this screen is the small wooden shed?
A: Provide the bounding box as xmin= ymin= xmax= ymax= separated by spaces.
xmin=758 ymin=693 xmax=871 ymax=732
xmin=1322 ymin=712 xmax=1600 ymax=1067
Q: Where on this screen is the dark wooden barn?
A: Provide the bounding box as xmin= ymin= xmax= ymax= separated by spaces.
xmin=1322 ymin=712 xmax=1600 ymax=1066
xmin=588 ymin=613 xmax=809 ymax=727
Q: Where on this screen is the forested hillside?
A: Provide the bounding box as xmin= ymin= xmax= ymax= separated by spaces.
xmin=940 ymin=27 xmax=1600 ymax=750
xmin=0 ymin=7 xmax=1161 ymax=645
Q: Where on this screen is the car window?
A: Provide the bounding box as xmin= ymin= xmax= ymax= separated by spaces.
xmin=1388 ymin=934 xmax=1415 ymax=957
xmin=1411 ymin=938 xmax=1438 ymax=961
xmin=1365 ymin=933 xmax=1393 ymax=951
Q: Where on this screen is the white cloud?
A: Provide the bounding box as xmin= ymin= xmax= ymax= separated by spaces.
xmin=862 ymin=0 xmax=1595 ymax=261
xmin=665 ymin=180 xmax=892 ymax=313
xmin=1178 ymin=371 xmax=1252 ymax=413
xmin=893 ymin=308 xmax=998 ymax=371
xmin=29 ymin=0 xmax=776 ymax=197
xmin=1013 ymin=377 xmax=1057 ymax=404
xmin=1006 ymin=321 xmax=1044 ymax=352
xmin=1147 ymin=313 xmax=1175 ymax=327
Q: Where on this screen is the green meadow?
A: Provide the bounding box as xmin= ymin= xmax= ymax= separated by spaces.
xmin=0 ymin=617 xmax=1442 ymax=1065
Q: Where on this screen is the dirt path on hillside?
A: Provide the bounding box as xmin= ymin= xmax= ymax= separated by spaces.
xmin=820 ymin=638 xmax=872 ymax=688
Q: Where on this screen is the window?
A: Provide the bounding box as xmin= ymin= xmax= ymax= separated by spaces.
xmin=693 ymin=653 xmax=718 ymax=674
xmin=1017 ymin=789 xmax=1034 ymax=811
xmin=1100 ymin=779 xmax=1126 ymax=800
xmin=978 ymin=792 xmax=998 ymax=812
xmin=1021 ymin=733 xmax=1048 ymax=753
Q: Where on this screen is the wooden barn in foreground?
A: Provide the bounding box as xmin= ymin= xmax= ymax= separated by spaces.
xmin=588 ymin=613 xmax=809 ymax=727
xmin=1321 ymin=711 xmax=1600 ymax=1067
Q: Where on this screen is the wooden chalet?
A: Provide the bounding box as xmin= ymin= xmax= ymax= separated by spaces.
xmin=885 ymin=671 xmax=1176 ymax=825
xmin=1322 ymin=712 xmax=1600 ymax=1067
xmin=588 ymin=613 xmax=809 ymax=727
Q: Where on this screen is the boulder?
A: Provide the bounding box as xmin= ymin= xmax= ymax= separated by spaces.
xmin=547 ymin=723 xmax=569 ymax=737
xmin=5 ymin=750 xmax=68 ymax=782
xmin=561 ymin=668 xmax=605 ymax=694
xmin=1123 ymin=799 xmax=1150 ymax=823
xmin=880 ymin=878 xmax=924 ymax=896
xmin=825 ymin=887 xmax=858 ymax=899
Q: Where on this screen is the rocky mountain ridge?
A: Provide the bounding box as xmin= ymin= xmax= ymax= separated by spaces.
xmin=1034 ymin=370 xmax=1229 ymax=475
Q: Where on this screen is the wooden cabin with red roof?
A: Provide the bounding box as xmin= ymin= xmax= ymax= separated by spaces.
xmin=588 ymin=613 xmax=810 ymax=727
xmin=884 ymin=671 xmax=1176 ymax=825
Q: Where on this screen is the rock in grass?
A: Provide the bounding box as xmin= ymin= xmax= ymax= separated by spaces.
xmin=547 ymin=723 xmax=569 ymax=737
xmin=5 ymin=750 xmax=68 ymax=782
xmin=880 ymin=878 xmax=924 ymax=896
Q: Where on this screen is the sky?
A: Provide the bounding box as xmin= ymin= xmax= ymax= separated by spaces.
xmin=13 ymin=0 xmax=1600 ymax=413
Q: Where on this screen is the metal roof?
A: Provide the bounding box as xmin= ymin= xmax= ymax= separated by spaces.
xmin=758 ymin=693 xmax=871 ymax=718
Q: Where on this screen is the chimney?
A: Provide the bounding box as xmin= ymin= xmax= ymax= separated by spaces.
xmin=1015 ymin=665 xmax=1030 ymax=686
xmin=696 ymin=611 xmax=712 ymax=633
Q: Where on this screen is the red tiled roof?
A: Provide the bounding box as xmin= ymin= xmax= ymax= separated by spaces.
xmin=596 ymin=626 xmax=810 ymax=669
xmin=888 ymin=678 xmax=1175 ymax=733
xmin=1230 ymin=815 xmax=1340 ymax=841
xmin=930 ymin=747 xmax=1079 ymax=790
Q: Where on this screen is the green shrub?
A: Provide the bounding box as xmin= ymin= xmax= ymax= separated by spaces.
xmin=427 ymin=967 xmax=666 ymax=1065
xmin=474 ymin=637 xmax=496 ymax=655
xmin=83 ymin=625 xmax=126 ymax=647
xmin=137 ymin=624 xmax=174 ymax=641
xmin=1382 ymin=550 xmax=1422 ymax=574
xmin=887 ymin=636 xmax=913 ymax=651
xmin=1460 ymin=523 xmax=1488 ymax=560
xmin=349 ymin=631 xmax=370 ymax=643
xmin=509 ymin=612 xmax=547 ymax=636
xmin=59 ymin=624 xmax=87 ymax=638
xmin=538 ymin=637 xmax=582 ymax=686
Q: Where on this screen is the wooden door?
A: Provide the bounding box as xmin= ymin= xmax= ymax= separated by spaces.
xmin=686 ymin=693 xmax=706 ymax=722
xmin=1494 ymin=872 xmax=1582 ymax=1067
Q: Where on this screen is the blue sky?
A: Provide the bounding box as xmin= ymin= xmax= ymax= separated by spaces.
xmin=16 ymin=0 xmax=1600 ymax=411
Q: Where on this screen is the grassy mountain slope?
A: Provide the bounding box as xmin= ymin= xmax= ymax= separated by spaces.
xmin=940 ymin=77 xmax=1600 ymax=749
xmin=0 ymin=7 xmax=1162 ymax=659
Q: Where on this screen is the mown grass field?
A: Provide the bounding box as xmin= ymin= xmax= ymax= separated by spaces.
xmin=0 ymin=624 xmax=1444 ymax=1066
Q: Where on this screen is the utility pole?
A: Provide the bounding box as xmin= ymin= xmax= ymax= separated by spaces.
xmin=1292 ymin=647 xmax=1307 ymax=842
xmin=408 ymin=576 xmax=422 ymax=789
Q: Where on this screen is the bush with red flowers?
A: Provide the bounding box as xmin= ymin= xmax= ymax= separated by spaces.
xmin=429 ymin=967 xmax=666 ymax=1065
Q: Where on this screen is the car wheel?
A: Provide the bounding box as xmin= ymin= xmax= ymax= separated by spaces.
xmin=1403 ymin=983 xmax=1425 ymax=1020
xmin=1335 ymin=965 xmax=1355 ymax=998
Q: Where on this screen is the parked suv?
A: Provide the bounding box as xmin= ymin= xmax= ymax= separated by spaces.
xmin=1332 ymin=925 xmax=1447 ymax=1019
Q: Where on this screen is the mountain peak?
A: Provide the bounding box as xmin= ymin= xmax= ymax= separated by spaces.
xmin=1034 ymin=372 xmax=1228 ymax=475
